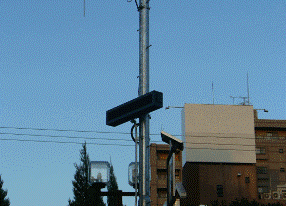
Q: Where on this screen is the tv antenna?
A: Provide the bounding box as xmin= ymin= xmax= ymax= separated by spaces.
xmin=230 ymin=96 xmax=249 ymax=105
xmin=83 ymin=0 xmax=85 ymax=17
xmin=230 ymin=73 xmax=251 ymax=105
xmin=230 ymin=96 xmax=240 ymax=105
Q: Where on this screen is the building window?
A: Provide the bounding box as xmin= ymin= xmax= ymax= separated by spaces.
xmin=280 ymin=168 xmax=285 ymax=172
xmin=157 ymin=152 xmax=168 ymax=160
xmin=266 ymin=132 xmax=278 ymax=139
xmin=279 ymin=149 xmax=283 ymax=153
xmin=157 ymin=152 xmax=180 ymax=161
xmin=258 ymin=186 xmax=269 ymax=193
xmin=175 ymin=170 xmax=180 ymax=183
xmin=157 ymin=188 xmax=167 ymax=198
xmin=257 ymin=167 xmax=267 ymax=174
xmin=217 ymin=185 xmax=223 ymax=197
xmin=266 ymin=132 xmax=272 ymax=137
xmin=256 ymin=147 xmax=266 ymax=154
xmin=157 ymin=169 xmax=167 ymax=181
xmin=245 ymin=177 xmax=250 ymax=183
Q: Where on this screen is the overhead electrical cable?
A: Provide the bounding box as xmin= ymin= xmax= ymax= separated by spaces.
xmin=0 ymin=137 xmax=134 ymax=146
xmin=0 ymin=132 xmax=134 ymax=142
xmin=0 ymin=126 xmax=131 ymax=135
xmin=1 ymin=126 xmax=284 ymax=146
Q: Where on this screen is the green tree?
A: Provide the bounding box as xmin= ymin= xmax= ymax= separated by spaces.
xmin=68 ymin=142 xmax=105 ymax=206
xmin=107 ymin=164 xmax=119 ymax=206
xmin=0 ymin=175 xmax=10 ymax=206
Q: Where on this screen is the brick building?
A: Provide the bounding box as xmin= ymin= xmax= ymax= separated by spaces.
xmin=150 ymin=143 xmax=183 ymax=206
xmin=254 ymin=110 xmax=286 ymax=204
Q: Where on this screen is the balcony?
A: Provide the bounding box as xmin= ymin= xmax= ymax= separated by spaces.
xmin=256 ymin=154 xmax=269 ymax=161
xmin=256 ymin=136 xmax=286 ymax=141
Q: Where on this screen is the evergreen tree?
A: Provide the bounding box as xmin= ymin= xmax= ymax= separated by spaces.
xmin=68 ymin=142 xmax=105 ymax=206
xmin=0 ymin=175 xmax=10 ymax=206
xmin=107 ymin=165 xmax=119 ymax=206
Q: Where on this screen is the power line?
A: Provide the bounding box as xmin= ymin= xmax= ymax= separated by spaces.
xmin=0 ymin=134 xmax=285 ymax=149
xmin=0 ymin=132 xmax=162 ymax=143
xmin=0 ymin=131 xmax=259 ymax=146
xmin=0 ymin=132 xmax=134 ymax=142
xmin=0 ymin=137 xmax=134 ymax=146
xmin=0 ymin=126 xmax=265 ymax=139
xmin=1 ymin=126 xmax=285 ymax=146
xmin=0 ymin=126 xmax=162 ymax=137
xmin=0 ymin=126 xmax=131 ymax=135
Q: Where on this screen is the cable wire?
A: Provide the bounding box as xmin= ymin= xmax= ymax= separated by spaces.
xmin=0 ymin=126 xmax=131 ymax=135
xmin=0 ymin=132 xmax=134 ymax=142
xmin=0 ymin=138 xmax=134 ymax=146
xmin=1 ymin=126 xmax=285 ymax=147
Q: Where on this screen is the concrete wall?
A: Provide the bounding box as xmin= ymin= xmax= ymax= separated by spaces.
xmin=182 ymin=104 xmax=256 ymax=164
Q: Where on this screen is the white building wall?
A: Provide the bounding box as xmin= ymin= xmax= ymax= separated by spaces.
xmin=182 ymin=104 xmax=256 ymax=165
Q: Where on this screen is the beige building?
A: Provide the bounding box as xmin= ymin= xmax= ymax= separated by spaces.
xmin=180 ymin=104 xmax=257 ymax=205
xmin=182 ymin=104 xmax=256 ymax=164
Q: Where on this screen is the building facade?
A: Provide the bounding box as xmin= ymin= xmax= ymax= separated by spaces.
xmin=254 ymin=110 xmax=286 ymax=204
xmin=150 ymin=143 xmax=183 ymax=206
xmin=181 ymin=162 xmax=257 ymax=205
xmin=149 ymin=105 xmax=286 ymax=205
xmin=181 ymin=104 xmax=258 ymax=205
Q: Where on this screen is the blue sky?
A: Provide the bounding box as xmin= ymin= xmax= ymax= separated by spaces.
xmin=0 ymin=1 xmax=285 ymax=205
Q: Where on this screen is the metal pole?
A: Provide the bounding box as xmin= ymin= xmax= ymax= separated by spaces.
xmin=167 ymin=144 xmax=176 ymax=206
xmin=138 ymin=0 xmax=150 ymax=205
xmin=135 ymin=123 xmax=138 ymax=206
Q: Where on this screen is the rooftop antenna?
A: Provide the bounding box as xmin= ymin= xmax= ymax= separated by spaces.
xmin=212 ymin=81 xmax=214 ymax=104
xmin=240 ymin=96 xmax=248 ymax=105
xmin=83 ymin=0 xmax=85 ymax=17
xmin=230 ymin=73 xmax=251 ymax=105
xmin=230 ymin=96 xmax=239 ymax=105
xmin=247 ymin=72 xmax=250 ymax=105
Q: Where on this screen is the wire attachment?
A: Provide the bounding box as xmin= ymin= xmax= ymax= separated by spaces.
xmin=131 ymin=120 xmax=140 ymax=143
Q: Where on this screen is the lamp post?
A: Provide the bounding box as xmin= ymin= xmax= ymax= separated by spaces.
xmin=254 ymin=109 xmax=268 ymax=119
xmin=89 ymin=161 xmax=111 ymax=205
xmin=89 ymin=161 xmax=141 ymax=205
xmin=256 ymin=109 xmax=268 ymax=113
xmin=165 ymin=106 xmax=183 ymax=110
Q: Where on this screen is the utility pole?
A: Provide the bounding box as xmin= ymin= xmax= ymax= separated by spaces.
xmin=138 ymin=0 xmax=150 ymax=205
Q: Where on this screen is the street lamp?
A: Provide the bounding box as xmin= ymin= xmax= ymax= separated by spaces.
xmin=89 ymin=161 xmax=111 ymax=189
xmin=165 ymin=106 xmax=183 ymax=110
xmin=256 ymin=109 xmax=268 ymax=112
xmin=88 ymin=161 xmax=111 ymax=205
